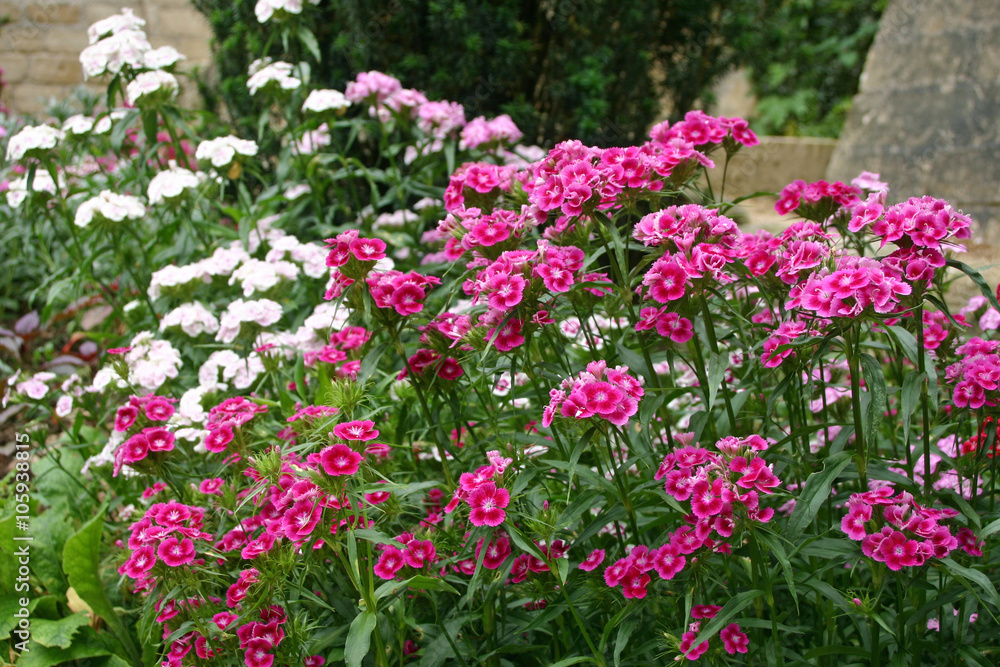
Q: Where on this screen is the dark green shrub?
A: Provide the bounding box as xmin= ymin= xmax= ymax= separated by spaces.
xmin=191 ymin=0 xmax=755 ymax=148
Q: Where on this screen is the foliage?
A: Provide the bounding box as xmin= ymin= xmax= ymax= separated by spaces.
xmin=190 ymin=0 xmax=754 ymax=149
xmin=2 ymin=7 xmax=1000 ymax=667
xmin=738 ymin=0 xmax=887 ymax=137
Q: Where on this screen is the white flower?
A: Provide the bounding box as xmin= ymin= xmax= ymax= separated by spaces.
xmin=160 ymin=302 xmax=220 ymax=337
xmin=5 ymin=170 xmax=62 ymax=208
xmin=255 ymin=0 xmax=319 ymax=22
xmin=6 ymin=125 xmax=65 ymax=161
xmin=246 ymin=60 xmax=301 ymax=95
xmin=74 ymin=190 xmax=145 ymax=228
xmin=179 ymin=382 xmax=225 ymax=422
xmin=62 ymin=114 xmax=95 ymax=135
xmin=148 ymin=163 xmax=204 ymax=204
xmin=372 ymin=209 xmax=418 ymax=230
xmin=195 ymin=136 xmax=259 ymax=168
xmin=216 ymin=298 xmax=283 ymax=344
xmin=15 ymin=372 xmax=56 ymax=400
xmin=302 ymin=89 xmax=350 ymax=113
xmin=284 ymin=183 xmax=311 ymax=200
xmin=87 ymin=8 xmax=146 ymax=44
xmin=55 ymin=395 xmax=74 ymax=417
xmin=124 ymin=333 xmax=182 ymax=391
xmin=229 ymin=258 xmax=300 ymax=297
xmin=126 ymin=70 xmax=179 ymax=105
xmin=143 ymin=46 xmax=185 ymax=70
xmin=80 ymin=29 xmax=151 ymax=78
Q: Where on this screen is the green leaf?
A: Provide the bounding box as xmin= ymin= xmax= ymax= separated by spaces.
xmin=298 ymin=26 xmax=322 ymax=62
xmin=786 ymin=451 xmax=853 ymax=540
xmin=885 ymin=325 xmax=919 ymax=365
xmin=707 ymin=351 xmax=727 ymax=410
xmin=31 ymin=612 xmax=90 ymax=649
xmin=860 ymin=353 xmax=886 ymax=447
xmin=345 ymin=610 xmax=377 ymax=667
xmin=613 ymin=616 xmax=638 ymax=667
xmin=374 ymin=574 xmax=459 ymax=601
xmin=941 ymin=557 xmax=1000 ymax=611
xmin=900 ymin=369 xmax=922 ymax=445
xmin=691 ymin=589 xmax=764 ymax=646
xmin=946 ymin=259 xmax=1000 ymax=311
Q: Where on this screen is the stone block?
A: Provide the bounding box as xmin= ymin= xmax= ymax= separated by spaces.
xmin=30 ymin=52 xmax=84 ymax=86
xmin=10 ymin=82 xmax=64 ymax=114
xmin=43 ymin=26 xmax=90 ymax=54
xmin=154 ymin=7 xmax=209 ymax=38
xmin=0 ymin=21 xmax=46 ymax=53
xmin=1 ymin=52 xmax=30 ymax=83
xmin=0 ymin=2 xmax=21 ymax=22
xmin=85 ymin=3 xmax=145 ymax=24
xmin=25 ymin=3 xmax=81 ymax=25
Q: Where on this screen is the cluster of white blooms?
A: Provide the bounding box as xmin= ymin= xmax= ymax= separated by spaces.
xmin=247 ymin=59 xmax=301 ymax=95
xmin=6 ymin=125 xmax=65 ymax=161
xmin=148 ymin=245 xmax=252 ymax=299
xmin=195 ymin=136 xmax=259 ymax=169
xmin=62 ymin=114 xmax=96 ymax=135
xmin=74 ymin=190 xmax=145 ymax=228
xmin=80 ymin=9 xmax=186 ymax=80
xmin=216 ymin=299 xmax=283 ymax=344
xmin=229 ymin=258 xmax=301 ymax=297
xmin=159 ymin=302 xmax=220 ymax=337
xmin=255 ymin=0 xmax=321 ymax=23
xmin=302 ymin=89 xmax=350 ymax=114
xmin=148 ymin=163 xmax=205 ymax=204
xmin=178 ymin=382 xmax=225 ymax=423
xmin=91 ymin=332 xmax=182 ymax=392
xmin=264 ymin=235 xmax=328 ymax=278
xmin=198 ymin=350 xmax=266 ymax=390
xmin=125 ymin=70 xmax=179 ymax=105
xmin=6 ymin=170 xmax=63 ymax=208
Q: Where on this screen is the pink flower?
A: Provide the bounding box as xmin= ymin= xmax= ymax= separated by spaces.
xmin=205 ymin=425 xmax=235 ymax=453
xmin=374 ymin=546 xmax=406 ymax=580
xmin=199 ymin=478 xmax=224 ymax=494
xmin=350 ymin=237 xmax=386 ymax=261
xmin=403 ymin=539 xmax=436 ymax=568
xmin=720 ymin=623 xmax=749 ymax=654
xmin=654 ymin=312 xmax=693 ymax=343
xmin=486 ymin=318 xmax=526 ymax=352
xmin=120 ymin=433 xmax=149 ymax=463
xmin=467 ymin=482 xmax=510 ymax=527
xmin=333 ymin=419 xmax=379 ymax=441
xmin=476 ymin=535 xmax=512 ymax=569
xmin=579 ymin=548 xmax=606 ymax=571
xmin=282 ymin=499 xmax=323 ymax=540
xmin=651 ymin=544 xmax=685 ymax=580
xmin=620 ymin=567 xmax=651 ymax=599
xmin=678 ymin=630 xmax=709 ymax=660
xmin=120 ymin=545 xmax=157 ymax=579
xmin=144 ymin=427 xmax=175 ymax=452
xmin=390 ymin=282 xmax=427 ymax=316
xmin=318 ymin=444 xmax=363 ymax=476
xmin=244 ymin=638 xmax=274 ymax=667
xmin=144 ymin=398 xmax=175 ymax=421
xmin=114 ymin=405 xmax=138 ymax=432
xmin=157 ymin=537 xmax=195 ymax=567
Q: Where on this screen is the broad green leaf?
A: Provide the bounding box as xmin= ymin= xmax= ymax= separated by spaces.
xmin=345 ymin=610 xmax=377 ymax=667
xmin=886 ymin=325 xmax=919 ymax=365
xmin=860 ymin=353 xmax=887 ymax=447
xmin=31 ymin=612 xmax=90 ymax=649
xmin=786 ymin=451 xmax=853 ymax=539
xmin=691 ymin=590 xmax=764 ymax=646
xmin=941 ymin=558 xmax=1000 ymax=611
xmin=613 ymin=616 xmax=638 ymax=667
xmin=707 ymin=351 xmax=727 ymax=409
xmin=900 ymin=369 xmax=922 ymax=445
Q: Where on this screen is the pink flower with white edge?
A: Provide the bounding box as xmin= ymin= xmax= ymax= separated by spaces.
xmin=318 ymin=444 xmax=363 ymax=476
xmin=374 ymin=546 xmax=406 ymax=580
xmin=578 ymin=549 xmax=605 ymax=571
xmin=467 ymin=482 xmax=510 ymax=527
xmin=157 ymin=537 xmax=195 ymax=567
xmin=333 ymin=420 xmax=379 ymax=441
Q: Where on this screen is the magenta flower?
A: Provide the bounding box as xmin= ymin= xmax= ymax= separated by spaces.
xmin=720 ymin=623 xmax=750 ymax=654
xmin=349 ymin=237 xmax=386 ymax=261
xmin=333 ymin=420 xmax=379 ymax=441
xmin=120 ymin=545 xmax=156 ymax=579
xmin=374 ymin=546 xmax=406 ymax=580
xmin=652 ymin=543 xmax=685 ymax=580
xmin=403 ymin=539 xmax=436 ymax=568
xmin=120 ymin=433 xmax=149 ymax=463
xmin=318 ymin=444 xmax=363 ymax=476
xmin=205 ymin=425 xmax=235 ymax=453
xmin=476 ymin=536 xmax=512 ymax=570
xmin=144 ymin=398 xmax=175 ymax=421
xmin=144 ymin=427 xmax=175 ymax=452
xmin=244 ymin=638 xmax=274 ymax=667
xmin=157 ymin=537 xmax=195 ymax=567
xmin=578 ymin=548 xmax=606 ymax=572
xmin=467 ymin=482 xmax=510 ymax=527
xmin=114 ymin=405 xmax=138 ymax=432
xmin=282 ymin=499 xmax=323 ymax=540
xmin=678 ymin=630 xmax=709 ymax=660
xmin=621 ymin=567 xmax=651 ymax=599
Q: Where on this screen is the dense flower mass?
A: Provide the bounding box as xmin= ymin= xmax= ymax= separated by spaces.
xmin=3 ymin=9 xmax=997 ymax=666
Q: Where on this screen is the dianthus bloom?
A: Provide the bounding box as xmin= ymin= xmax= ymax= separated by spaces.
xmin=542 ymin=360 xmax=644 ymax=428
xmin=318 ymin=443 xmax=363 ymax=476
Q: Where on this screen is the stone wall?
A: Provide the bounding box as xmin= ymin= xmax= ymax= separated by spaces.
xmin=0 ymin=0 xmax=212 ymax=115
xmin=826 ymin=0 xmax=1000 ymax=247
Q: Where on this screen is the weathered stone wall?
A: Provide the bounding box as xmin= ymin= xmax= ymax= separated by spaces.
xmin=826 ymin=0 xmax=1000 ymax=247
xmin=0 ymin=0 xmax=212 ymax=115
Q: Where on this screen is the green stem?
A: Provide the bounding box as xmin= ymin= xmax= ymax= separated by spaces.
xmin=845 ymin=328 xmax=868 ymax=489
